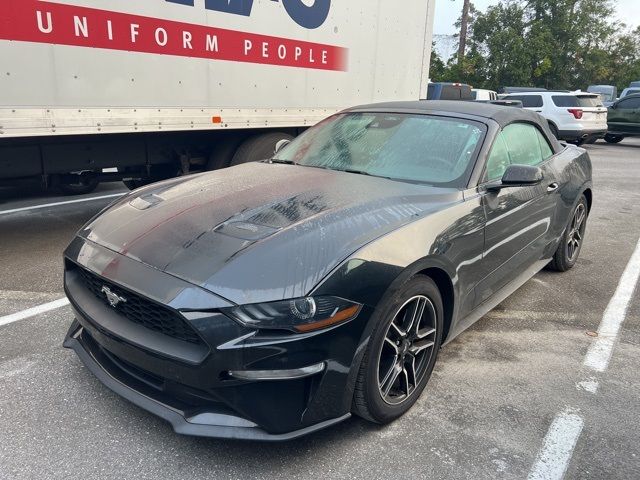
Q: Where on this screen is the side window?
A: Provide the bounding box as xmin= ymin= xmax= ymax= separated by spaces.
xmin=485 ymin=123 xmax=551 ymax=181
xmin=536 ymin=129 xmax=554 ymax=159
xmin=507 ymin=95 xmax=543 ymax=108
xmin=485 ymin=132 xmax=511 ymax=181
xmin=619 ymin=98 xmax=640 ymax=109
xmin=502 ymin=123 xmax=545 ymax=167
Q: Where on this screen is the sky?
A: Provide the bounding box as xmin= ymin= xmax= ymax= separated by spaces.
xmin=434 ymin=0 xmax=640 ymax=35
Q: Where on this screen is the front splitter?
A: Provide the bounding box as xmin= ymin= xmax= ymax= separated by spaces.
xmin=63 ymin=324 xmax=351 ymax=441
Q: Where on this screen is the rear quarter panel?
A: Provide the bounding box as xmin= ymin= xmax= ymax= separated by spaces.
xmin=546 ymin=144 xmax=592 ymax=253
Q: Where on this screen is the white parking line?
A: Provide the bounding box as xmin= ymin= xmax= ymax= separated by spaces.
xmin=527 ymin=408 xmax=584 ymax=480
xmin=0 ymin=298 xmax=69 ymax=327
xmin=0 ymin=193 xmax=125 ymax=217
xmin=583 ymin=237 xmax=640 ymax=372
xmin=528 ymin=237 xmax=640 ymax=479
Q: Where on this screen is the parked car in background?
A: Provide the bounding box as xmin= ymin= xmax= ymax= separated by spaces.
xmin=587 ymin=85 xmax=617 ymax=106
xmin=620 ymin=87 xmax=640 ymax=99
xmin=605 ymin=93 xmax=640 ymax=144
xmin=629 ymin=81 xmax=640 ymax=88
xmin=472 ymin=89 xmax=498 ymax=101
xmin=426 ymin=82 xmax=473 ymax=100
xmin=500 ymin=87 xmax=548 ymax=95
xmin=502 ymin=92 xmax=607 ymax=144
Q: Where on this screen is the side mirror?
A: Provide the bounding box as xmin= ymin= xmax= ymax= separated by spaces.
xmin=610 ymin=103 xmax=617 ymax=110
xmin=487 ymin=164 xmax=543 ymax=191
xmin=274 ymin=139 xmax=291 ymax=154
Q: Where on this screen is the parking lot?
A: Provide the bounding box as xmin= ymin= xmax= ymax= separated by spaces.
xmin=0 ymin=139 xmax=638 ymax=479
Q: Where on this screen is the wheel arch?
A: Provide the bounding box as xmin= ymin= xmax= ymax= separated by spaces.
xmin=582 ymin=187 xmax=593 ymax=213
xmin=415 ymin=267 xmax=455 ymax=343
xmin=376 ymin=256 xmax=457 ymax=344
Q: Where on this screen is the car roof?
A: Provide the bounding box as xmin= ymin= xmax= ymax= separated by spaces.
xmin=505 ymin=91 xmax=574 ymax=97
xmin=345 ymin=100 xmax=549 ymax=129
xmin=620 ymin=93 xmax=640 ymax=99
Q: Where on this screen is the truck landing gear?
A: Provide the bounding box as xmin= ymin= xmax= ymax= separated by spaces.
xmin=59 ymin=177 xmax=100 ymax=195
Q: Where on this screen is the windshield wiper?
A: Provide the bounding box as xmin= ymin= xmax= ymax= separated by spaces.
xmin=340 ymin=168 xmax=406 ymax=182
xmin=341 ymin=168 xmax=373 ymax=176
xmin=267 ymin=159 xmax=297 ymax=165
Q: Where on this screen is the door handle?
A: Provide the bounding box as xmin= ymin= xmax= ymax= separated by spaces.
xmin=547 ymin=182 xmax=559 ymax=193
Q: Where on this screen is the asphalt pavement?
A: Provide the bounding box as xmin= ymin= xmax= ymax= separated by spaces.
xmin=0 ymin=140 xmax=639 ymax=479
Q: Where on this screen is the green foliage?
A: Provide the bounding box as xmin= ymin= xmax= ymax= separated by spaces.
xmin=431 ymin=0 xmax=640 ymax=92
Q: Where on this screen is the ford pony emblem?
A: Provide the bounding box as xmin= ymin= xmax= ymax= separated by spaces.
xmin=101 ymin=286 xmax=127 ymax=308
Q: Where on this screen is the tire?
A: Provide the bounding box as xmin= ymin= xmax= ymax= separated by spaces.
xmin=230 ymin=132 xmax=295 ymax=167
xmin=353 ymin=275 xmax=444 ymax=424
xmin=547 ymin=195 xmax=588 ymax=272
xmin=59 ymin=177 xmax=99 ymax=195
xmin=549 ymin=123 xmax=560 ymax=139
xmin=584 ymin=136 xmax=597 ymax=144
xmin=207 ymin=137 xmax=244 ymax=171
xmin=604 ymin=134 xmax=624 ymax=144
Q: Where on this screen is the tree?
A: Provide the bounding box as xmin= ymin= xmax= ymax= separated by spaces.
xmin=458 ymin=0 xmax=471 ymax=64
xmin=429 ymin=44 xmax=447 ymax=81
xmin=436 ymin=0 xmax=638 ymax=92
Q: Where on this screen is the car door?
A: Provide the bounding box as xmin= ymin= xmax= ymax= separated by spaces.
xmin=475 ymin=122 xmax=560 ymax=305
xmin=609 ymin=97 xmax=640 ymax=134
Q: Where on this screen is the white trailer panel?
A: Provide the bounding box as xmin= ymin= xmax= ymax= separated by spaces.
xmin=0 ymin=0 xmax=435 ymax=138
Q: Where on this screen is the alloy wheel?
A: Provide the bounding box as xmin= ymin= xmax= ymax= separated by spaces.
xmin=567 ymin=203 xmax=586 ymax=261
xmin=376 ymin=295 xmax=437 ymax=405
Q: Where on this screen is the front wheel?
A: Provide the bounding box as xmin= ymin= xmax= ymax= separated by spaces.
xmin=353 ymin=276 xmax=443 ymax=424
xmin=604 ymin=134 xmax=624 ymax=144
xmin=547 ymin=195 xmax=588 ymax=272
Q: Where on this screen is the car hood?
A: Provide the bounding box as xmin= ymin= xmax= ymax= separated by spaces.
xmin=79 ymin=162 xmax=461 ymax=305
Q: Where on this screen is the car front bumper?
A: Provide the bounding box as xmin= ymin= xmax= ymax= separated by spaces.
xmin=63 ymin=321 xmax=351 ymax=440
xmin=62 ymin=237 xmax=370 ymax=441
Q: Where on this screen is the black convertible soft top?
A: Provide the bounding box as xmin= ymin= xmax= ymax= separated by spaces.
xmin=346 ymin=100 xmax=562 ymax=152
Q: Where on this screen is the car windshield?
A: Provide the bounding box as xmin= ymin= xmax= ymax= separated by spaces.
xmin=271 ymin=113 xmax=486 ymax=187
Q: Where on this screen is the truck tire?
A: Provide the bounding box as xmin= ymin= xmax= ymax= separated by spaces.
xmin=207 ymin=137 xmax=244 ymax=171
xmin=230 ymin=132 xmax=295 ymax=166
xmin=59 ymin=177 xmax=99 ymax=195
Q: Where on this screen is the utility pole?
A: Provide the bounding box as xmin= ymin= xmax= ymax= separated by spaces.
xmin=458 ymin=0 xmax=470 ymax=65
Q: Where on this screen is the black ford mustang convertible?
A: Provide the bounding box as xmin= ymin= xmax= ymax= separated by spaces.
xmin=63 ymin=102 xmax=592 ymax=440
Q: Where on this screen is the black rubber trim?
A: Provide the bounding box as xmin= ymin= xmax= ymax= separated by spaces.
xmin=557 ymin=128 xmax=607 ymax=139
xmin=63 ymin=325 xmax=351 ymax=441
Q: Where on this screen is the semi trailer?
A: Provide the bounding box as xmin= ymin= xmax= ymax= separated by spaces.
xmin=0 ymin=0 xmax=435 ymax=194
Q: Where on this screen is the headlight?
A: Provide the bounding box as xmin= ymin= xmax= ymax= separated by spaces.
xmin=222 ymin=296 xmax=361 ymax=333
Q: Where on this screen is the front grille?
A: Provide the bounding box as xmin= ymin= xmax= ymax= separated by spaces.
xmin=73 ymin=264 xmax=203 ymax=345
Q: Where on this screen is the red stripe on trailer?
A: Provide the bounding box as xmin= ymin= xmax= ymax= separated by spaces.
xmin=0 ymin=0 xmax=348 ymax=72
